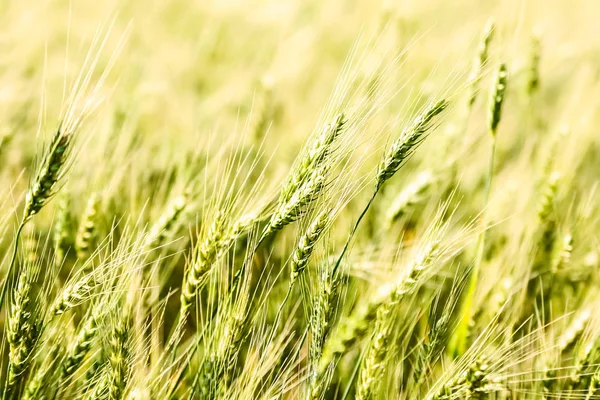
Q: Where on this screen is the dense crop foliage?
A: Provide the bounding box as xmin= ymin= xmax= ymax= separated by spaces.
xmin=0 ymin=1 xmax=599 ymax=399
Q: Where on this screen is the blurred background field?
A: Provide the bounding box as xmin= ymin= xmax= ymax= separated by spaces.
xmin=2 ymin=0 xmax=600 ymax=219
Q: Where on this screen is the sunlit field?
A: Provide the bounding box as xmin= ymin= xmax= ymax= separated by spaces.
xmin=1 ymin=0 xmax=600 ymax=398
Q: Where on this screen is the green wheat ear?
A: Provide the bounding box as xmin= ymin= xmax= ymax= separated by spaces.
xmin=386 ymin=170 xmax=434 ymax=225
xmin=263 ymin=113 xmax=346 ymax=241
xmin=54 ymin=193 xmax=74 ymax=267
xmin=428 ymin=359 xmax=502 ymax=400
xmin=24 ymin=126 xmax=75 ymax=221
xmin=51 ymin=268 xmax=97 ymax=315
xmin=6 ymin=260 xmax=42 ymax=395
xmin=290 ymin=209 xmax=330 ymax=283
xmin=75 ymin=192 xmax=100 ymax=261
xmin=145 ymin=192 xmax=188 ymax=250
xmin=180 ymin=211 xmax=227 ymax=316
xmin=0 ymin=125 xmax=79 ymax=313
xmin=107 ymin=316 xmax=130 ymax=400
xmin=60 ymin=311 xmax=99 ymax=382
xmin=280 ymin=113 xmax=346 ymax=203
xmin=488 ymin=63 xmax=508 ymax=136
xmin=527 ymin=32 xmax=542 ymax=96
xmin=308 ymin=268 xmax=339 ymax=400
xmin=376 ymin=99 xmax=448 ymax=189
xmin=356 ymin=239 xmax=440 ymax=400
xmin=467 ymin=19 xmax=495 ymax=108
xmin=22 ymin=344 xmax=62 ymax=400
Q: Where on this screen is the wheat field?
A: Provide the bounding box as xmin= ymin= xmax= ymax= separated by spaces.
xmin=1 ymin=0 xmax=600 ymax=399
